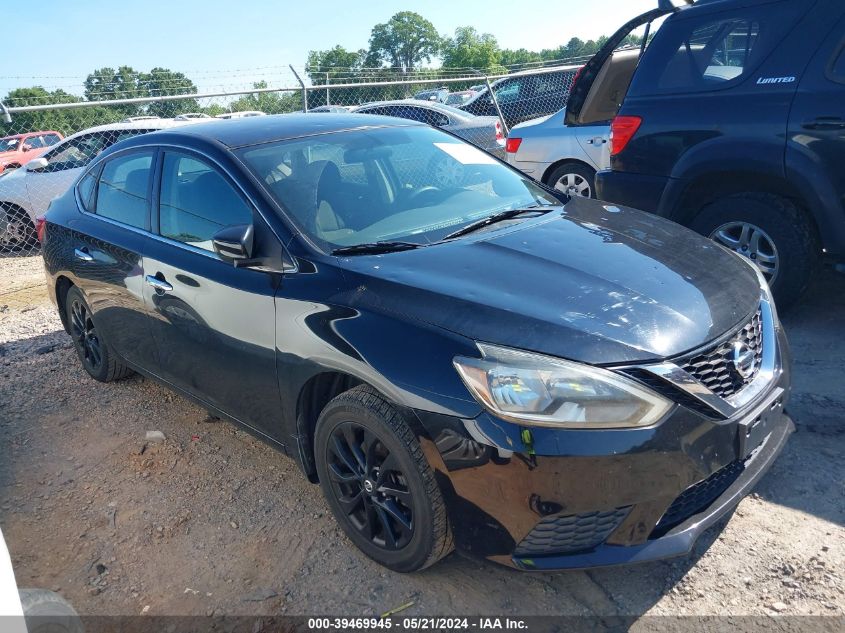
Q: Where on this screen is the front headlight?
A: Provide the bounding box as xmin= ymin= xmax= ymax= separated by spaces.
xmin=454 ymin=343 xmax=672 ymax=429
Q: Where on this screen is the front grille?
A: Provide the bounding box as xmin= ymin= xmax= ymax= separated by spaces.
xmin=514 ymin=507 xmax=631 ymax=557
xmin=680 ymin=308 xmax=763 ymax=399
xmin=651 ymin=460 xmax=746 ymax=537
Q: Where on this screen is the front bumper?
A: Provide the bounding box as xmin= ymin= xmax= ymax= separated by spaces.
xmin=415 ymin=336 xmax=792 ymax=570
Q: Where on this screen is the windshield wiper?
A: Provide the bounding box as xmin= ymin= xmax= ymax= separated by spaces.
xmin=332 ymin=241 xmax=424 ymax=256
xmin=441 ymin=207 xmax=555 ymax=241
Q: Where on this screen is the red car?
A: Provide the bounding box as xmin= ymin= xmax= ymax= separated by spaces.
xmin=0 ymin=131 xmax=63 ymax=173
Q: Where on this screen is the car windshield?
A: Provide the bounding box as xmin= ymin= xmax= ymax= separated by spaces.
xmin=0 ymin=138 xmax=21 ymax=152
xmin=239 ymin=125 xmax=557 ymax=252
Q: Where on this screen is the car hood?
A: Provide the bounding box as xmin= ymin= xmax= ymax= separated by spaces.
xmin=336 ymin=197 xmax=761 ymax=365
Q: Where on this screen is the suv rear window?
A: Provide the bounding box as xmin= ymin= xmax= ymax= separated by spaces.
xmin=629 ymin=4 xmax=802 ymax=96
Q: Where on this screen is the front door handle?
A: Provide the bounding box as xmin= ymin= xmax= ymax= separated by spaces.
xmin=74 ymin=247 xmax=94 ymax=262
xmin=803 ymin=118 xmax=845 ymax=131
xmin=145 ymin=274 xmax=173 ymax=293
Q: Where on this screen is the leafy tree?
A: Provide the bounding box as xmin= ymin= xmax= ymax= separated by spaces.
xmin=441 ymin=27 xmax=504 ymax=74
xmin=367 ymin=12 xmax=440 ymax=73
xmin=306 ymin=46 xmax=365 ymax=84
xmin=499 ymin=48 xmax=543 ymax=70
xmin=83 ymin=66 xmax=148 ymax=116
xmin=1 ymin=87 xmax=121 ymax=137
xmin=227 ymin=81 xmax=301 ymax=114
xmin=142 ymin=68 xmax=199 ymax=118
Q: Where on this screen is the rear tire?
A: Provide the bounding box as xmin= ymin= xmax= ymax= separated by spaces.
xmin=314 ymin=385 xmax=453 ymax=572
xmin=545 ymin=162 xmax=596 ymax=199
xmin=0 ymin=203 xmax=37 ymax=252
xmin=65 ymin=286 xmax=133 ymax=382
xmin=690 ymin=192 xmax=820 ymax=309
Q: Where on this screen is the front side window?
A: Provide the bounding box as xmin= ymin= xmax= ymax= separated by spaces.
xmin=94 ymin=151 xmax=153 ymax=229
xmin=43 ymin=133 xmax=109 ymax=172
xmin=159 ymin=153 xmax=253 ymax=250
xmin=239 ymin=125 xmax=556 ymax=252
xmin=495 ymin=79 xmax=522 ymax=104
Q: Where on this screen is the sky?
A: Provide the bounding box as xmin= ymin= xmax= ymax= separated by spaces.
xmin=0 ymin=0 xmax=655 ymax=99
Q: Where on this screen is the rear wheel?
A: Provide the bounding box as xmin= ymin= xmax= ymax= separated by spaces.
xmin=545 ymin=162 xmax=596 ymax=199
xmin=690 ymin=192 xmax=821 ymax=309
xmin=1 ymin=204 xmax=37 ymax=252
xmin=315 ymin=385 xmax=453 ymax=572
xmin=65 ymin=286 xmax=133 ymax=382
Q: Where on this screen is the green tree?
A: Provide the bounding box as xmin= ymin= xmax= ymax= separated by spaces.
xmin=306 ymin=46 xmax=365 ymax=84
xmin=441 ymin=27 xmax=503 ymax=74
xmin=1 ymin=87 xmax=121 ymax=137
xmin=367 ymin=11 xmax=440 ymax=73
xmin=227 ymin=81 xmax=301 ymax=114
xmin=142 ymin=67 xmax=199 ymax=118
xmin=83 ymin=66 xmax=148 ymax=116
xmin=499 ymin=48 xmax=543 ymax=70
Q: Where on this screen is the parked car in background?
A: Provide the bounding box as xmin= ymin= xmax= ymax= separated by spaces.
xmin=0 ymin=132 xmax=63 ymax=174
xmin=41 ymin=114 xmax=792 ymax=573
xmin=413 ymin=86 xmax=449 ymax=103
xmin=120 ymin=115 xmax=162 ymax=123
xmin=216 ymin=111 xmax=266 ymax=119
xmin=352 ymin=100 xmax=505 ymax=184
xmin=458 ymin=66 xmax=580 ymax=129
xmin=583 ymin=0 xmax=845 ymax=307
xmin=0 ymin=119 xmax=201 ymax=250
xmin=309 ymin=105 xmax=351 ymax=113
xmin=445 ymin=90 xmax=476 ymax=106
xmin=174 ymin=113 xmax=214 ymax=121
xmin=506 ymin=107 xmax=609 ymax=198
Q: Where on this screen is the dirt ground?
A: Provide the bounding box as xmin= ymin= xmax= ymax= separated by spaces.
xmin=0 ymin=254 xmax=842 ymax=620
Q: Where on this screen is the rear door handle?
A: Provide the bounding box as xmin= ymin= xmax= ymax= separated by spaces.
xmin=74 ymin=247 xmax=94 ymax=262
xmin=803 ymin=118 xmax=845 ymax=131
xmin=145 ymin=274 xmax=173 ymax=293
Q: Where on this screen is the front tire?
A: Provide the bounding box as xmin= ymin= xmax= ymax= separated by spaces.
xmin=690 ymin=192 xmax=821 ymax=309
xmin=65 ymin=286 xmax=133 ymax=382
xmin=315 ymin=385 xmax=453 ymax=572
xmin=545 ymin=162 xmax=596 ymax=199
xmin=18 ymin=589 xmax=84 ymax=633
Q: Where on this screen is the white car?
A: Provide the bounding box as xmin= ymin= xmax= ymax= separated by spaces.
xmin=215 ymin=111 xmax=266 ymax=119
xmin=505 ymin=107 xmax=610 ymax=199
xmin=0 ymin=119 xmax=202 ymax=250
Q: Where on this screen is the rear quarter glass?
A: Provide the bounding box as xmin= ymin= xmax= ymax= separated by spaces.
xmin=628 ymin=0 xmax=812 ymax=97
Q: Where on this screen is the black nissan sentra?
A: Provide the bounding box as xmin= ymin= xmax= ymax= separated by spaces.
xmin=40 ymin=114 xmax=793 ymax=572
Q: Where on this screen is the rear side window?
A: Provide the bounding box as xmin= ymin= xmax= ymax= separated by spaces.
xmin=94 ymin=152 xmax=153 ymax=229
xmin=158 ymin=153 xmax=253 ymax=251
xmin=630 ymin=5 xmax=803 ymax=96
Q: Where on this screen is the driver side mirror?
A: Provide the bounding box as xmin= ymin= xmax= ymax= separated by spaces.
xmin=25 ymin=157 xmax=48 ymax=172
xmin=212 ymin=223 xmax=254 ymax=262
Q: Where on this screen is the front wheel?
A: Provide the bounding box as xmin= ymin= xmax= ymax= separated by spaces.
xmin=690 ymin=192 xmax=821 ymax=309
xmin=314 ymin=385 xmax=453 ymax=572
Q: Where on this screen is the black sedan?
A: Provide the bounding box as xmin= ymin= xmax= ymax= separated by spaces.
xmin=40 ymin=114 xmax=793 ymax=572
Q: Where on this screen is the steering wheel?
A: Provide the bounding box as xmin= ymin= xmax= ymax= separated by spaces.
xmin=407 ymin=186 xmax=442 ymax=204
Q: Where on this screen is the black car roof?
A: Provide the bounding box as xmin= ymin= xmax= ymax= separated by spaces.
xmin=154 ymin=113 xmax=423 ymax=149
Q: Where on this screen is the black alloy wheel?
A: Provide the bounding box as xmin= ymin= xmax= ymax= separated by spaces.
xmin=70 ymin=297 xmax=103 ymax=374
xmin=315 ymin=385 xmax=453 ymax=572
xmin=326 ymin=421 xmax=414 ymax=551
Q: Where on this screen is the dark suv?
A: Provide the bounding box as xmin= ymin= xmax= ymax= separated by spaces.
xmin=569 ymin=0 xmax=845 ymax=307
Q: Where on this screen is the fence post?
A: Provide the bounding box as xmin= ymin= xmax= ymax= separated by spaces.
xmin=0 ymin=100 xmax=11 ymax=124
xmin=326 ymin=72 xmax=330 ymax=106
xmin=290 ymin=65 xmax=308 ymax=112
xmin=484 ymin=76 xmax=508 ymax=137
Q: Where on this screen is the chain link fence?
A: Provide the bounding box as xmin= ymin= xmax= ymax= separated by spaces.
xmin=0 ymin=65 xmax=579 ymax=257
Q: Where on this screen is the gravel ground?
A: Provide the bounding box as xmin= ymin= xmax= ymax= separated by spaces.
xmin=0 ymin=254 xmax=843 ymax=621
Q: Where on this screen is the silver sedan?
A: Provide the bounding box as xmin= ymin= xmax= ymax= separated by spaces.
xmin=505 ymin=107 xmax=610 ymax=199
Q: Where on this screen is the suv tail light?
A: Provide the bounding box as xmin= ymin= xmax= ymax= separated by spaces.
xmin=506 ymin=137 xmax=522 ymax=154
xmin=495 ymin=120 xmax=504 ymax=143
xmin=610 ymin=116 xmax=642 ymax=156
xmin=35 ymin=215 xmax=47 ymax=243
